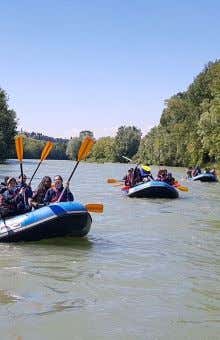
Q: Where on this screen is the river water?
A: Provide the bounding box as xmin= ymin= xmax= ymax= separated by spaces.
xmin=0 ymin=160 xmax=220 ymax=340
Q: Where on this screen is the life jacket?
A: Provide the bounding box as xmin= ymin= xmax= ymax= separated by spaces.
xmin=124 ymin=173 xmax=134 ymax=187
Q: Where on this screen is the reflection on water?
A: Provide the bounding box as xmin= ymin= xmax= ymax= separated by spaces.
xmin=0 ymin=161 xmax=220 ymax=339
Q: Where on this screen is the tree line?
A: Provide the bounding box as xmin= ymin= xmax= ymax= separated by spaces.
xmin=0 ymin=60 xmax=219 ymax=166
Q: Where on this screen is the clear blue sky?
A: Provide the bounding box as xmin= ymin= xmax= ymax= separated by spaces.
xmin=0 ymin=0 xmax=219 ymax=138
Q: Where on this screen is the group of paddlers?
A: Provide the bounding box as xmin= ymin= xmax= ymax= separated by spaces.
xmin=123 ymin=165 xmax=176 ymax=188
xmin=186 ymin=166 xmax=217 ymax=179
xmin=0 ymin=174 xmax=74 ymax=218
xmin=0 ymin=135 xmax=96 ymax=220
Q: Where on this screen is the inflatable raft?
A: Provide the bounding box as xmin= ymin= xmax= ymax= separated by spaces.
xmin=123 ymin=181 xmax=179 ymax=199
xmin=192 ymin=173 xmax=218 ymax=182
xmin=0 ymin=201 xmax=92 ymax=242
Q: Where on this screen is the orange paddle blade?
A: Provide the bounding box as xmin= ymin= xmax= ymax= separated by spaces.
xmin=41 ymin=141 xmax=54 ymax=161
xmin=107 ymin=178 xmax=118 ymax=183
xmin=77 ymin=136 xmax=95 ymax=161
xmin=85 ymin=203 xmax=104 ymax=213
xmin=15 ymin=135 xmax=23 ymax=161
xmin=174 ymin=181 xmax=189 ymax=192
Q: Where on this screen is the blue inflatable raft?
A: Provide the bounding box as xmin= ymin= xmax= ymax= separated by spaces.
xmin=124 ymin=181 xmax=179 ymax=199
xmin=192 ymin=173 xmax=218 ymax=182
xmin=0 ymin=201 xmax=92 ymax=242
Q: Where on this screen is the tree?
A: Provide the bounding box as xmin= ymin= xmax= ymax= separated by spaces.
xmin=66 ymin=137 xmax=81 ymax=160
xmin=66 ymin=130 xmax=94 ymax=160
xmin=0 ymin=88 xmax=17 ymax=161
xmin=79 ymin=130 xmax=94 ymax=139
xmin=89 ymin=137 xmax=115 ymax=162
xmin=113 ymin=126 xmax=142 ymax=162
xmin=137 ymin=60 xmax=220 ymax=167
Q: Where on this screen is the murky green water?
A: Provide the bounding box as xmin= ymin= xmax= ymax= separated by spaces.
xmin=0 ymin=160 xmax=220 ymax=339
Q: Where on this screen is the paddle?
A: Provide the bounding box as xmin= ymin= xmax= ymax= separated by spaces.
xmin=85 ymin=203 xmax=104 ymax=213
xmin=122 ymin=156 xmax=152 ymax=173
xmin=28 ymin=141 xmax=54 ymax=186
xmin=174 ymin=182 xmax=189 ymax=192
xmin=122 ymin=155 xmax=133 ymax=162
xmin=107 ymin=179 xmax=124 ymax=187
xmin=58 ymin=136 xmax=95 ymax=202
xmin=107 ymin=178 xmax=123 ymax=184
xmin=15 ymin=135 xmax=24 ymax=183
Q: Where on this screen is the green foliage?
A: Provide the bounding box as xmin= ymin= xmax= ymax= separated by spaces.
xmin=137 ymin=60 xmax=220 ymax=166
xmin=89 ymin=137 xmax=115 ymax=162
xmin=23 ymin=136 xmax=44 ymax=158
xmin=66 ymin=130 xmax=94 ymax=160
xmin=66 ymin=137 xmax=81 ymax=160
xmin=11 ymin=135 xmax=68 ymax=160
xmin=0 ymin=88 xmax=17 ymax=161
xmin=79 ymin=130 xmax=94 ymax=139
xmin=113 ymin=126 xmax=142 ymax=162
xmin=23 ymin=131 xmax=68 ymax=144
xmin=50 ymin=142 xmax=68 ymax=160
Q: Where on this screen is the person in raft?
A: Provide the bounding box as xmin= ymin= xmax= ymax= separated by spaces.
xmin=164 ymin=172 xmax=176 ymax=186
xmin=17 ymin=174 xmax=33 ymax=210
xmin=123 ymin=168 xmax=134 ymax=187
xmin=186 ymin=167 xmax=193 ymax=179
xmin=140 ymin=164 xmax=154 ymax=181
xmin=0 ymin=176 xmax=9 ymax=194
xmin=44 ymin=175 xmax=74 ymax=204
xmin=210 ymin=167 xmax=217 ymax=176
xmin=156 ymin=168 xmax=168 ymax=181
xmin=0 ymin=177 xmax=26 ymax=217
xmin=29 ymin=176 xmax=52 ymax=209
xmin=192 ymin=165 xmax=201 ymax=177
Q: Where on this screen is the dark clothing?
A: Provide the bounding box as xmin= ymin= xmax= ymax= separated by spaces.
xmin=186 ymin=169 xmax=193 ymax=178
xmin=32 ymin=188 xmax=48 ymax=205
xmin=44 ymin=186 xmax=74 ymax=204
xmin=123 ymin=173 xmax=133 ymax=187
xmin=133 ymin=167 xmax=142 ymax=185
xmin=140 ymin=168 xmax=154 ymax=181
xmin=164 ymin=176 xmax=175 ymax=186
xmin=192 ymin=166 xmax=201 ymax=177
xmin=17 ymin=183 xmax=33 ymax=208
xmin=0 ymin=189 xmax=26 ymax=217
xmin=0 ymin=185 xmax=7 ymax=195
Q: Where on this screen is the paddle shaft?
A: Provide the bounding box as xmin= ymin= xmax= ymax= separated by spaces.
xmin=19 ymin=162 xmax=24 ymax=185
xmin=57 ymin=161 xmax=79 ymax=202
xmin=67 ymin=161 xmax=79 ymax=183
xmin=28 ymin=161 xmax=41 ymax=186
xmin=122 ymin=155 xmax=132 ymax=162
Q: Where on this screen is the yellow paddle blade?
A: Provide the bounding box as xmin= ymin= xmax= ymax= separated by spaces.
xmin=85 ymin=203 xmax=104 ymax=213
xmin=177 ymin=185 xmax=189 ymax=192
xmin=41 ymin=141 xmax=54 ymax=161
xmin=141 ymin=165 xmax=151 ymax=172
xmin=15 ymin=135 xmax=23 ymax=161
xmin=107 ymin=178 xmax=118 ymax=183
xmin=78 ymin=136 xmax=95 ymax=161
xmin=174 ymin=181 xmax=189 ymax=192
